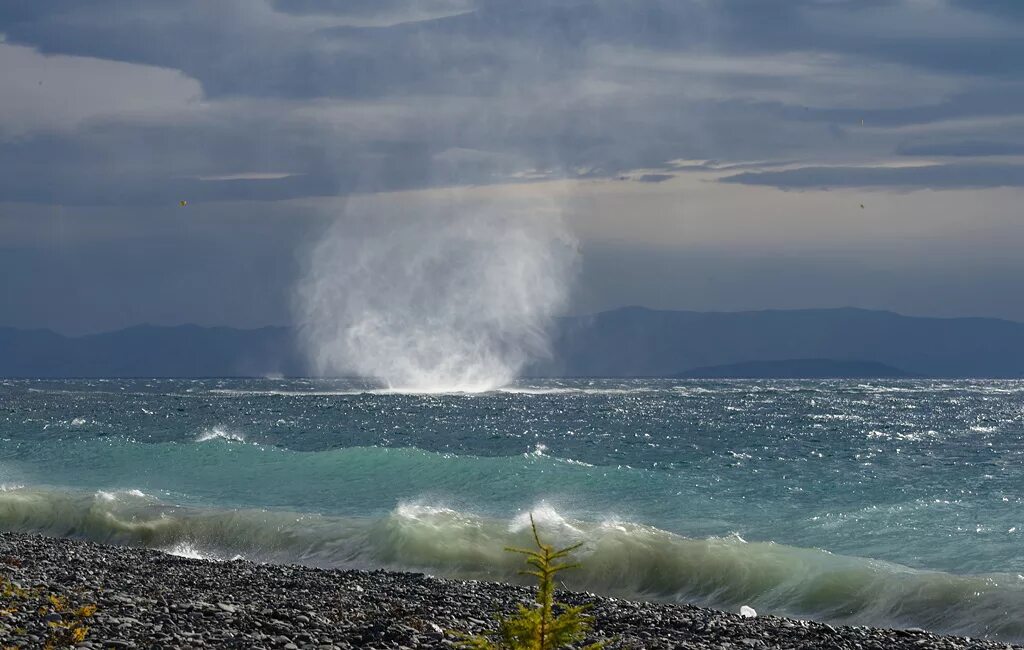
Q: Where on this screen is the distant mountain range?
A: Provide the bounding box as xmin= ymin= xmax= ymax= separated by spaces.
xmin=0 ymin=324 xmax=303 ymax=378
xmin=532 ymin=306 xmax=1024 ymax=378
xmin=2 ymin=307 xmax=1024 ymax=378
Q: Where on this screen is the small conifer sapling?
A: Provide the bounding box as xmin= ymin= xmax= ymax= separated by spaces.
xmin=462 ymin=514 xmax=604 ymax=650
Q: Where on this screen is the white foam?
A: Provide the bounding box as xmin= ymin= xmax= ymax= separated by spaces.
xmin=394 ymin=502 xmax=462 ymax=521
xmin=162 ymin=542 xmax=210 ymax=561
xmin=523 ymin=443 xmax=594 ymax=467
xmin=526 ymin=442 xmax=549 ymax=458
xmin=94 ymin=488 xmax=148 ymax=502
xmin=509 ymin=503 xmax=582 ymax=536
xmin=196 ymin=426 xmax=245 ymax=443
xmin=557 ymin=456 xmax=594 ymax=467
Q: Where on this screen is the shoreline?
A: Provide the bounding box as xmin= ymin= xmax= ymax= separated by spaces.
xmin=0 ymin=532 xmax=1018 ymax=649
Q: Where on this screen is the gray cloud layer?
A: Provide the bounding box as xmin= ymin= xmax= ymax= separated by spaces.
xmin=2 ymin=0 xmax=1023 ymax=204
xmin=721 ymin=163 xmax=1024 ymax=190
xmin=2 ymin=0 xmax=1024 ymax=331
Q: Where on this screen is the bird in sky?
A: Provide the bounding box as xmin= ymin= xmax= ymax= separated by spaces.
xmin=179 ymin=200 xmax=188 ymax=207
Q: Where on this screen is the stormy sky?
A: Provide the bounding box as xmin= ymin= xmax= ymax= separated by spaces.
xmin=2 ymin=0 xmax=1024 ymax=334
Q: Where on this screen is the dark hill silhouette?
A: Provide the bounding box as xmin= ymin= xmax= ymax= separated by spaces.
xmin=530 ymin=307 xmax=1024 ymax=378
xmin=0 ymin=324 xmax=303 ymax=378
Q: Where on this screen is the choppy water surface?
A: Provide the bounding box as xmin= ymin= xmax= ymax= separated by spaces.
xmin=2 ymin=379 xmax=1024 ymax=639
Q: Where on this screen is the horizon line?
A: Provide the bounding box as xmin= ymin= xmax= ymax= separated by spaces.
xmin=4 ymin=304 xmax=1024 ymax=338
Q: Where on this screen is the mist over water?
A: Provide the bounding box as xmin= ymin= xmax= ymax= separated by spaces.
xmin=296 ymin=195 xmax=577 ymax=392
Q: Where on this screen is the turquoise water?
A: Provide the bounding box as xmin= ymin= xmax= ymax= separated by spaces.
xmin=2 ymin=378 xmax=1024 ymax=639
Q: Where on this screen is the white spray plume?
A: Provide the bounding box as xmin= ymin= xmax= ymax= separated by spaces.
xmin=296 ymin=192 xmax=577 ymax=393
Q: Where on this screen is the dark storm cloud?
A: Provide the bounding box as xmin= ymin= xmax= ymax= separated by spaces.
xmin=2 ymin=0 xmax=1023 ymax=200
xmin=776 ymin=86 xmax=1024 ymax=129
xmin=635 ymin=174 xmax=674 ymax=183
xmin=951 ymin=0 xmax=1024 ymax=22
xmin=269 ymin=0 xmax=473 ymax=20
xmin=698 ymin=0 xmax=1024 ymax=77
xmin=0 ymin=119 xmax=449 ymax=205
xmin=896 ymin=141 xmax=1024 ymax=157
xmin=2 ymin=1 xmax=587 ymax=99
xmin=719 ymin=163 xmax=1024 ymax=190
xmin=10 ymin=0 xmax=1015 ymax=101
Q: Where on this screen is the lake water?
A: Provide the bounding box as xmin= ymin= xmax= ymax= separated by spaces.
xmin=2 ymin=378 xmax=1023 ymax=639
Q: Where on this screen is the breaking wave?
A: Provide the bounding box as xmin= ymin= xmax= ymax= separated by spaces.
xmin=1 ymin=487 xmax=1024 ymax=641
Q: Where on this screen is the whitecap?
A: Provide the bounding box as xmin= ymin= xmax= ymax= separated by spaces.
xmin=195 ymin=426 xmax=245 ymax=443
